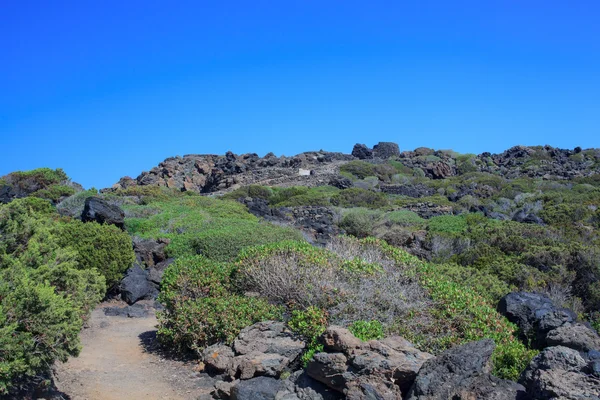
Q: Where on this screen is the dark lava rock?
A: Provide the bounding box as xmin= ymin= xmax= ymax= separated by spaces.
xmin=512 ymin=210 xmax=544 ymax=225
xmin=372 ymin=142 xmax=400 ymax=159
xmin=230 ymin=376 xmax=286 ymax=400
xmin=546 ymin=323 xmax=600 ymax=353
xmin=352 ymin=144 xmax=373 ymax=160
xmin=307 ymin=326 xmax=432 ymax=398
xmin=120 ymin=264 xmax=152 ymax=305
xmin=203 ymin=321 xmax=305 ymax=380
xmin=520 ymin=346 xmax=600 ymax=400
xmin=406 ymin=339 xmax=527 ymax=400
xmin=328 ymin=176 xmax=353 ymax=190
xmin=81 ymin=197 xmax=125 ymax=229
xmin=104 ymin=303 xmax=149 ymax=318
xmin=132 ymin=237 xmax=168 ymax=267
xmin=497 ymin=292 xmax=577 ymax=348
xmin=147 ymin=258 xmax=174 ymax=285
xmin=426 ymin=161 xmax=454 ymax=179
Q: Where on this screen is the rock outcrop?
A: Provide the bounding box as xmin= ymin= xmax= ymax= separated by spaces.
xmin=406 ymin=339 xmax=527 ymax=400
xmin=307 ymin=326 xmax=433 ymax=398
xmin=497 ymin=291 xmax=578 ymax=348
xmin=203 ymin=321 xmax=305 ymax=380
xmin=81 ymin=197 xmax=125 ymax=229
xmin=520 ymin=346 xmax=600 ymax=400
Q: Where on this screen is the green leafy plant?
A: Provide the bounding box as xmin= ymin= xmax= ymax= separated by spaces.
xmin=349 ymin=320 xmax=385 ymax=341
xmin=288 ymin=307 xmax=328 ymax=365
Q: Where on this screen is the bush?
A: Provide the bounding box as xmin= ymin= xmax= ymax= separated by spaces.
xmin=56 ymin=220 xmax=135 ymax=287
xmin=427 ymin=215 xmax=467 ymax=235
xmin=236 ymin=237 xmax=429 ymax=327
xmin=272 ymin=186 xmax=339 ymax=207
xmin=349 ymin=320 xmax=385 ymax=341
xmin=56 ymin=189 xmax=97 ymax=218
xmin=31 ymin=184 xmax=76 ymax=203
xmin=331 ymin=188 xmax=388 ymax=208
xmin=338 ymin=208 xmax=384 ymax=237
xmin=288 ymin=306 xmax=328 ymax=365
xmin=123 ymin=195 xmax=302 ymax=262
xmin=0 ymin=268 xmax=82 ymax=394
xmin=186 ymin=221 xmax=303 ymax=261
xmin=339 ymin=161 xmax=377 ymax=179
xmin=385 ymin=210 xmax=425 ymax=227
xmin=157 ymin=256 xmax=281 ymax=353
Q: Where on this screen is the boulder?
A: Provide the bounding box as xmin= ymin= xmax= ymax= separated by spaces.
xmin=287 ymin=370 xmax=343 ymax=400
xmin=406 ymin=339 xmax=527 ymax=400
xmin=132 ymin=237 xmax=168 ymax=267
xmin=81 ymin=197 xmax=125 ymax=229
xmin=322 ymin=326 xmax=364 ymax=353
xmin=497 ymin=292 xmax=576 ymax=348
xmin=546 ymin=323 xmax=600 ymax=353
xmin=372 ymin=142 xmax=400 ymax=159
xmin=520 ymin=346 xmax=600 ymax=400
xmin=308 ymin=327 xmax=432 ymax=398
xmin=120 ymin=264 xmax=152 ymax=305
xmin=203 ymin=344 xmax=235 ymax=373
xmin=426 ymin=161 xmax=453 ymax=179
xmin=512 ymin=210 xmax=544 ymax=225
xmin=306 ymin=353 xmax=350 ymax=393
xmin=352 ymin=144 xmax=373 ymax=160
xmin=230 ymin=376 xmax=287 ymax=400
xmin=233 ymin=321 xmax=305 ymax=361
xmin=328 ymin=176 xmax=353 ymax=190
xmin=203 ymin=321 xmax=305 ymax=380
xmin=230 ymin=376 xmax=299 ymax=400
xmin=103 ymin=303 xmax=149 ymax=318
xmin=147 ymin=258 xmax=174 ymax=285
xmin=232 ymin=352 xmax=290 ymax=380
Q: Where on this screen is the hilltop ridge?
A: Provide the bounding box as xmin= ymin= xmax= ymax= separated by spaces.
xmin=106 ymin=143 xmax=600 ymax=194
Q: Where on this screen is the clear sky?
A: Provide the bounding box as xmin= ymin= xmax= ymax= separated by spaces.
xmin=1 ymin=1 xmax=599 ymax=189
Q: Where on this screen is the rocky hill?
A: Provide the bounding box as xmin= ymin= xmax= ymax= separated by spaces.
xmin=106 ymin=143 xmax=600 ymax=194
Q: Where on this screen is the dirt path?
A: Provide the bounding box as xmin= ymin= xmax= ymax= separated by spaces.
xmin=54 ymin=302 xmax=216 ymax=400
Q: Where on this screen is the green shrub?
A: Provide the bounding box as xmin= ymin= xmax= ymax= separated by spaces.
xmin=355 ymin=238 xmax=537 ymax=381
xmin=273 ymin=186 xmax=339 ymax=207
xmin=427 ymin=215 xmax=467 ymax=235
xmin=339 ymin=208 xmax=384 ymax=237
xmin=385 ymin=210 xmax=425 ymax=227
xmin=124 ymin=195 xmax=301 ymax=262
xmin=186 ymin=221 xmax=303 ymax=261
xmin=288 ymin=306 xmax=328 ymax=365
xmin=157 ymin=256 xmax=281 ymax=353
xmin=349 ymin=320 xmax=385 ymax=341
xmin=339 ymin=161 xmax=377 ymax=179
xmin=10 ymin=168 xmax=68 ymax=187
xmin=331 ymin=188 xmax=388 ymax=208
xmin=56 ymin=220 xmax=135 ymax=287
xmin=0 ymin=268 xmax=82 ymax=394
xmin=31 ymin=184 xmax=76 ymax=203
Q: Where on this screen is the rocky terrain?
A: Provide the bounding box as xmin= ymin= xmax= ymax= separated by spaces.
xmin=2 ymin=142 xmax=600 ymax=400
xmin=104 ymin=143 xmax=600 ymax=195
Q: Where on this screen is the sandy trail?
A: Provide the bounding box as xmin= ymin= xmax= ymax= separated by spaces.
xmin=54 ymin=303 xmax=215 ymax=400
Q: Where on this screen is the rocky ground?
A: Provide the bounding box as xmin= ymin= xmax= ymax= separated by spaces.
xmin=53 ymin=301 xmax=216 ymax=400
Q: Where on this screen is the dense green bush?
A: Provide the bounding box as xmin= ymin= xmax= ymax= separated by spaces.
xmin=339 ymin=208 xmax=384 ymax=237
xmin=0 ymin=198 xmax=107 ymax=394
xmin=288 ymin=306 xmax=328 ymax=365
xmin=427 ymin=215 xmax=468 ymax=235
xmin=124 ymin=195 xmax=301 ymax=262
xmin=331 ymin=188 xmax=388 ymax=208
xmin=56 ymin=220 xmax=135 ymax=287
xmin=157 ymin=256 xmax=281 ymax=353
xmin=349 ymin=320 xmax=385 ymax=341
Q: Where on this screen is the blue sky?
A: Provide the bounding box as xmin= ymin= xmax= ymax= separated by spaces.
xmin=1 ymin=1 xmax=599 ymax=189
